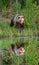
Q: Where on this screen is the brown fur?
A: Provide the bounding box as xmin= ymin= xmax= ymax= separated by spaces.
xmin=10 ymin=14 xmax=24 ymax=29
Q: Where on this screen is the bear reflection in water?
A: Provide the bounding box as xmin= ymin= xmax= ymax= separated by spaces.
xmin=11 ymin=42 xmax=25 ymax=56
xmin=4 ymin=42 xmax=25 ymax=56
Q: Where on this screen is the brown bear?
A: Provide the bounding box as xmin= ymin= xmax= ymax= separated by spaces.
xmin=10 ymin=42 xmax=25 ymax=56
xmin=10 ymin=14 xmax=24 ymax=29
xmin=4 ymin=42 xmax=25 ymax=56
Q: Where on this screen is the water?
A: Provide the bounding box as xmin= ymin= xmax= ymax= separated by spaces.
xmin=0 ymin=35 xmax=39 ymax=65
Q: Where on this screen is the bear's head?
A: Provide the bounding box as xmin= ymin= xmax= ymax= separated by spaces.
xmin=17 ymin=16 xmax=24 ymax=24
xmin=11 ymin=42 xmax=25 ymax=56
xmin=16 ymin=15 xmax=24 ymax=28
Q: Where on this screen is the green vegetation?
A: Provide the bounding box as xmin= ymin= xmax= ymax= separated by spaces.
xmin=0 ymin=37 xmax=39 ymax=65
xmin=0 ymin=0 xmax=39 ymax=65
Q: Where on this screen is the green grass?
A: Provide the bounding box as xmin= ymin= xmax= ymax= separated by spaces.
xmin=0 ymin=37 xmax=39 ymax=65
xmin=0 ymin=4 xmax=39 ymax=37
xmin=0 ymin=2 xmax=39 ymax=65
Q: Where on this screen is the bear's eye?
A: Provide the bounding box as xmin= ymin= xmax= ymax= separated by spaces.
xmin=18 ymin=17 xmax=20 ymax=19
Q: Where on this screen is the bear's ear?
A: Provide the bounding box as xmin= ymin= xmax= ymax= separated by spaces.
xmin=19 ymin=42 xmax=24 ymax=47
xmin=16 ymin=42 xmax=24 ymax=49
xmin=18 ymin=16 xmax=24 ymax=18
